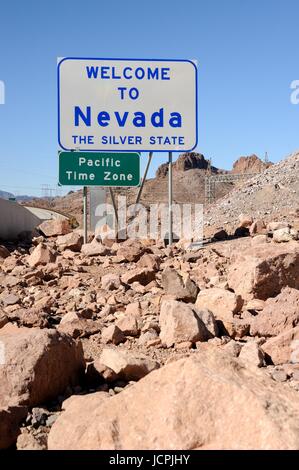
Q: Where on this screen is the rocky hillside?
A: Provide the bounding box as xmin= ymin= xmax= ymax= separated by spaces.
xmin=205 ymin=151 xmax=299 ymax=236
xmin=232 ymin=154 xmax=272 ymax=174
xmin=0 ymin=216 xmax=299 ymax=449
xmin=29 ymin=152 xmax=269 ymax=224
xmin=155 ymin=152 xmax=223 ymax=177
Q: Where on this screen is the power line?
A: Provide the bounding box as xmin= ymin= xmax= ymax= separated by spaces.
xmin=0 ymin=164 xmax=57 ymax=181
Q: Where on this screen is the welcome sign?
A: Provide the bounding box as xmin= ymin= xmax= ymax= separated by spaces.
xmin=57 ymin=58 xmax=198 ymax=152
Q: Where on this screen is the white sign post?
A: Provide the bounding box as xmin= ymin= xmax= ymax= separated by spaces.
xmin=58 ymin=57 xmax=198 ymax=243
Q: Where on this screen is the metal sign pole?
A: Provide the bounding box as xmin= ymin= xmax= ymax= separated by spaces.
xmin=109 ymin=188 xmax=119 ymax=238
xmin=168 ymin=152 xmax=173 ymax=245
xmin=83 ymin=186 xmax=88 ymax=244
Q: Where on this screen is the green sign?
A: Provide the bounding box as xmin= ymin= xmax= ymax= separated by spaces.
xmin=59 ymin=152 xmax=140 ymax=187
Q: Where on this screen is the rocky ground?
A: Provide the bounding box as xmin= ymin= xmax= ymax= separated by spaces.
xmin=0 ymin=206 xmax=299 ymax=449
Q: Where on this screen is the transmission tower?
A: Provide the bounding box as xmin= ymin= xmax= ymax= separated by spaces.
xmin=41 ymin=184 xmax=55 ymax=198
xmin=207 ymin=157 xmax=212 ymax=176
xmin=264 ymin=152 xmax=269 ymax=163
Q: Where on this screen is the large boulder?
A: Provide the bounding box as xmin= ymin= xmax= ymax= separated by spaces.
xmin=261 ymin=326 xmax=299 ymax=365
xmin=238 ymin=214 xmax=253 ymax=228
xmin=56 ymin=232 xmax=83 ymax=252
xmin=250 ymin=287 xmax=299 ymax=337
xmin=159 ymin=299 xmax=217 ymax=347
xmin=99 ymin=347 xmax=159 ymax=381
xmin=27 ymin=243 xmax=56 ymax=268
xmin=161 ymin=267 xmax=198 ymax=303
xmin=0 ymin=406 xmax=27 ymax=449
xmin=195 ymin=287 xmax=243 ymax=322
xmin=238 ymin=342 xmax=265 ymax=368
xmin=38 ymin=219 xmax=71 ymax=237
xmin=273 ymin=227 xmax=293 ymax=243
xmin=81 ymin=241 xmax=109 ymax=256
xmin=48 ymin=349 xmax=299 ymax=450
xmin=116 ymin=240 xmax=145 ymax=262
xmin=227 ymin=243 xmax=299 ymax=300
xmin=121 ymin=268 xmax=156 ymax=286
xmin=101 ymin=273 xmax=121 ymax=291
xmin=0 ymin=325 xmax=85 ymax=408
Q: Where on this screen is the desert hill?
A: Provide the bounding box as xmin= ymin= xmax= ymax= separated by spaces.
xmin=25 ymin=152 xmax=271 ymax=224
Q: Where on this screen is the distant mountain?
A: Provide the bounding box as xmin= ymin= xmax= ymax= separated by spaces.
xmin=0 ymin=190 xmax=15 ymax=200
xmin=0 ymin=190 xmax=36 ymax=202
xmin=15 ymin=195 xmax=37 ymax=202
xmin=232 ymin=154 xmax=273 ymax=174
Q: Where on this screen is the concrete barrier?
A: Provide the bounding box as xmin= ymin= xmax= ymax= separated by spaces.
xmin=0 ymin=199 xmax=67 ymax=240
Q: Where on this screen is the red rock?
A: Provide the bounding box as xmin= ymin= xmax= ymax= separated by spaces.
xmin=121 ymin=268 xmax=156 ymax=286
xmin=249 ymin=220 xmax=266 ymax=236
xmin=48 ymin=349 xmax=299 ymax=450
xmin=86 ymin=360 xmax=118 ymax=384
xmin=27 ymin=243 xmax=56 ymax=268
xmin=267 ymin=221 xmax=289 ymax=232
xmin=58 ymin=319 xmax=101 ymax=339
xmin=137 ymin=253 xmax=160 ymax=271
xmin=100 ymin=347 xmax=159 ymax=381
xmin=228 ymin=243 xmax=299 ymax=300
xmin=161 ymin=267 xmax=199 ymax=302
xmin=38 ymin=219 xmax=71 ymax=237
xmin=0 ymin=406 xmax=27 ymax=449
xmin=239 ymin=214 xmax=253 ymax=228
xmin=159 ymin=299 xmax=216 ymax=347
xmin=0 ymin=311 xmax=8 ymax=329
xmin=60 ymin=312 xmax=79 ymax=324
xmin=56 ymin=232 xmax=83 ymax=252
xmin=0 ymin=292 xmax=20 ymax=306
xmin=219 ymin=318 xmax=250 ymax=339
xmin=195 ymin=287 xmax=243 ymax=321
xmin=101 ymin=273 xmax=121 ymax=290
xmin=16 ymin=427 xmax=47 ymax=450
xmin=81 ymin=241 xmax=109 ymax=256
xmin=6 ymin=308 xmax=49 ymax=328
xmin=162 ymin=267 xmax=199 ymax=302
xmin=125 ymin=301 xmax=141 ymax=317
xmin=115 ymin=315 xmax=139 ymax=337
xmin=250 ymin=287 xmax=299 ymax=337
xmin=261 ymin=326 xmax=299 ymax=365
xmin=273 ymin=227 xmax=293 ymax=243
xmin=116 ymin=240 xmax=145 ymax=262
xmin=101 ymin=325 xmax=125 ymax=345
xmin=0 ymin=326 xmax=85 ymax=408
xmin=239 ymin=342 xmax=265 ymax=368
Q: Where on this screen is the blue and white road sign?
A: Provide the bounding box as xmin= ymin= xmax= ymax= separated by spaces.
xmin=57 ymin=58 xmax=198 ymax=152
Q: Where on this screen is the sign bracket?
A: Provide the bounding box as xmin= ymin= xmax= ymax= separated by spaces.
xmin=135 ymin=151 xmax=153 ymax=204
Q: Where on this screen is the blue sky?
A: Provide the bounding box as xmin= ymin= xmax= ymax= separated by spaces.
xmin=0 ymin=0 xmax=298 ymax=196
